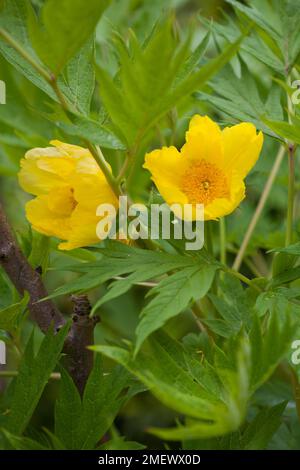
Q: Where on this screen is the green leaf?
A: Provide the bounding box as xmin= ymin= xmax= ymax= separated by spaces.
xmin=93 ymin=331 xmax=250 ymax=440
xmin=55 ymin=367 xmax=82 ymax=450
xmin=135 ymin=264 xmax=217 ymax=354
xmin=271 ymin=242 xmax=300 ymax=255
xmin=0 ymin=0 xmax=90 ymax=105
xmin=1 ymin=429 xmax=48 ymax=450
xmin=28 ymin=232 xmax=50 ymax=273
xmin=28 ymin=0 xmax=110 ymax=74
xmin=79 ymin=358 xmax=131 ymax=450
xmin=0 ymin=0 xmax=54 ymax=98
xmin=0 ymin=293 xmax=29 ymax=333
xmin=58 ymin=114 xmax=126 ymax=150
xmin=198 ymin=64 xmax=283 ymax=135
xmin=5 ymin=323 xmax=69 ymax=435
xmin=98 ymin=437 xmax=146 ymax=450
xmin=249 ymin=312 xmax=294 ymax=392
xmin=202 ymin=11 xmax=284 ymax=73
xmin=263 ymin=118 xmax=300 ymax=144
xmin=241 ymin=402 xmax=287 ymax=450
xmin=55 ymin=355 xmax=132 ymax=449
xmin=48 ymin=242 xmax=201 ymax=300
xmin=64 ymin=38 xmax=95 ymax=115
xmin=0 ymin=271 xmax=12 ymax=309
xmin=271 ymin=266 xmax=300 ymax=288
xmin=97 ymin=19 xmax=241 ymax=147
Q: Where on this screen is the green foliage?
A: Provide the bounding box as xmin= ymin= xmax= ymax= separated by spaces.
xmin=93 ymin=330 xmax=251 ymax=440
xmin=1 ymin=323 xmax=69 ymax=436
xmin=0 ymin=0 xmax=300 ymax=452
xmin=96 ymin=19 xmax=242 ymax=147
xmin=135 ymin=264 xmax=217 ymax=353
xmin=27 ymin=0 xmax=110 ymax=74
xmin=55 ymin=356 xmax=133 ymax=449
xmin=198 ymin=63 xmax=283 ymax=136
xmin=0 ymin=292 xmax=29 ymax=332
xmin=183 ymin=402 xmax=287 ymax=450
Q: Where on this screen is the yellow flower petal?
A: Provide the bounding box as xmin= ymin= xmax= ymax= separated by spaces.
xmin=143 ymin=114 xmax=262 ymax=222
xmin=50 ymin=140 xmax=91 ymax=159
xmin=19 ymin=159 xmax=61 ymax=196
xmin=143 ymin=146 xmax=188 ymax=206
xmin=204 ymin=173 xmax=245 ymax=220
xmin=222 ymin=123 xmax=263 ymax=178
xmin=25 ymin=196 xmax=72 ymax=240
xmin=59 ymin=206 xmax=101 ymax=250
xmin=181 ymin=115 xmax=224 ymax=167
xmin=19 ymin=140 xmax=119 ymax=251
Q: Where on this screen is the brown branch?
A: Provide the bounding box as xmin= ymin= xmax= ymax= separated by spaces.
xmin=0 ymin=204 xmax=64 ymax=332
xmin=0 ymin=203 xmax=97 ymax=394
xmin=64 ymin=295 xmax=100 ymax=395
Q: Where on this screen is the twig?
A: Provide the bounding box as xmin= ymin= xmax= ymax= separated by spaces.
xmin=0 ymin=371 xmax=61 ymax=380
xmin=0 ymin=205 xmax=97 ymax=394
xmin=286 ymin=143 xmax=295 ymax=246
xmin=0 ymin=204 xmax=64 ymax=332
xmin=64 ymin=295 xmax=100 ymax=395
xmin=232 ymin=144 xmax=286 ymax=271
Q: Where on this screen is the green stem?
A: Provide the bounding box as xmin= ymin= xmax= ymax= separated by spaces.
xmin=225 ymin=268 xmax=262 ymax=293
xmin=0 ymin=28 xmax=50 ymax=82
xmin=219 ymin=217 xmax=226 ymax=265
xmin=204 ymin=221 xmax=213 ymax=256
xmin=0 ymin=370 xmax=61 ymax=379
xmin=85 ymin=142 xmax=121 ymax=199
xmin=232 ymin=144 xmax=285 ymax=271
xmin=286 ymin=144 xmax=295 ymax=246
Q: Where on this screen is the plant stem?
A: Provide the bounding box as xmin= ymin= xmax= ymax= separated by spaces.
xmin=204 ymin=221 xmax=213 ymax=256
xmin=225 ymin=268 xmax=262 ymax=293
xmin=0 ymin=371 xmax=61 ymax=380
xmin=232 ymin=144 xmax=286 ymax=271
xmin=0 ymin=28 xmax=50 ymax=82
xmin=219 ymin=218 xmax=226 ymax=265
xmin=85 ymin=143 xmax=121 ymax=199
xmin=286 ymin=144 xmax=295 ymax=246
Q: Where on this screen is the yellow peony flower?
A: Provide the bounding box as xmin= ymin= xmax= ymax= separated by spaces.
xmin=18 ymin=140 xmax=118 ymax=250
xmin=144 ymin=115 xmax=263 ymax=220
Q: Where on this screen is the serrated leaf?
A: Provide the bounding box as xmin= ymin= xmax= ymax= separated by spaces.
xmin=5 ymin=323 xmax=69 ymax=435
xmin=0 ymin=293 xmax=29 ymax=332
xmin=55 ymin=366 xmax=82 ymax=449
xmin=135 ymin=264 xmax=217 ymax=354
xmin=64 ymin=38 xmax=95 ymax=115
xmin=55 ymin=355 xmax=132 ymax=449
xmin=98 ymin=437 xmax=146 ymax=450
xmin=263 ymin=118 xmax=300 ymax=144
xmin=241 ymin=402 xmax=287 ymax=450
xmin=97 ymin=18 xmax=241 ymax=147
xmin=93 ymin=331 xmax=250 ymax=441
xmin=27 ymin=0 xmax=110 ymax=74
xmin=249 ymin=313 xmax=295 ymax=392
xmin=58 ymin=114 xmax=126 ymax=150
xmin=1 ymin=429 xmax=48 ymax=450
xmin=48 ymin=242 xmax=200 ymax=300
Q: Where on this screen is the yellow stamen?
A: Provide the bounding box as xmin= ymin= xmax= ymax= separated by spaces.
xmin=181 ymin=160 xmax=230 ymax=204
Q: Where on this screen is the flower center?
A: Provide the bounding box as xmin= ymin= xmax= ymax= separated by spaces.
xmin=181 ymin=160 xmax=230 ymax=204
xmin=47 ymin=186 xmax=78 ymax=217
